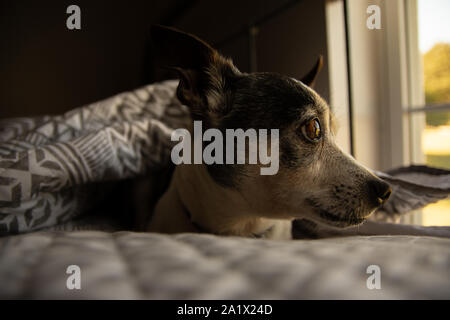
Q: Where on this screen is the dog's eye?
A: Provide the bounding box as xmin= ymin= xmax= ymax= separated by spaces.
xmin=301 ymin=118 xmax=322 ymax=142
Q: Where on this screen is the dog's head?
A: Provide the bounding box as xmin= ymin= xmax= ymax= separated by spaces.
xmin=151 ymin=25 xmax=391 ymax=228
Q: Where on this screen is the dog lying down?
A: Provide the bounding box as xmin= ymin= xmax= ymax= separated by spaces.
xmin=146 ymin=25 xmax=450 ymax=240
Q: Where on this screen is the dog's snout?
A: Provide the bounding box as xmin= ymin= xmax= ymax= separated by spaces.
xmin=367 ymin=179 xmax=392 ymax=206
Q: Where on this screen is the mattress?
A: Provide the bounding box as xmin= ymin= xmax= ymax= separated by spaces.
xmin=1 ymin=81 xmax=449 ymax=301
xmin=1 ymin=231 xmax=449 ymax=299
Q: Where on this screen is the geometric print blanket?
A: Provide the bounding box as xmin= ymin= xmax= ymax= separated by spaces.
xmin=0 ymin=80 xmax=189 ymax=235
xmin=1 ymin=80 xmax=449 ymax=235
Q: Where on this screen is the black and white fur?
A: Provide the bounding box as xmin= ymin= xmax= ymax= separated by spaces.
xmin=147 ymin=25 xmax=450 ymax=240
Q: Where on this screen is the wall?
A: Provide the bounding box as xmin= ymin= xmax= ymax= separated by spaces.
xmin=0 ymin=0 xmax=330 ymax=121
xmin=0 ymin=0 xmax=182 ymax=118
xmin=175 ymin=0 xmax=330 ymax=101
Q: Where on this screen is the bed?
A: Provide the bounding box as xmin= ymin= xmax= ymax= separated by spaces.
xmin=1 ymin=230 xmax=449 ymax=299
xmin=0 ymin=80 xmax=449 ymax=299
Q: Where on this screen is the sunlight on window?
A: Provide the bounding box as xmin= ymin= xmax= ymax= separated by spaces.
xmin=418 ymin=0 xmax=450 ymax=226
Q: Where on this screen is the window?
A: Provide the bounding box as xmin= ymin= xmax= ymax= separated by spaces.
xmin=326 ymin=0 xmax=449 ymax=226
xmin=406 ymin=0 xmax=450 ymax=226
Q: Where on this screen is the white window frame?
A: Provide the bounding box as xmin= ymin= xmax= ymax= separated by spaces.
xmin=378 ymin=0 xmax=424 ymax=224
xmin=403 ymin=0 xmax=425 ymax=224
xmin=326 ymin=0 xmax=425 ymax=224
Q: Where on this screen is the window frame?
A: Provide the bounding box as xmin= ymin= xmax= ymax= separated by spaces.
xmin=326 ymin=0 xmax=435 ymax=225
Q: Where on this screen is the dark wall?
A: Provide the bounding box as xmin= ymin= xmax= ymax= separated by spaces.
xmin=176 ymin=0 xmax=329 ymax=100
xmin=0 ymin=0 xmax=186 ymax=118
xmin=0 ymin=0 xmax=329 ymax=119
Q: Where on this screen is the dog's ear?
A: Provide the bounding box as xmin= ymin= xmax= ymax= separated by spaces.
xmin=300 ymin=56 xmax=323 ymax=88
xmin=151 ymin=25 xmax=240 ymax=121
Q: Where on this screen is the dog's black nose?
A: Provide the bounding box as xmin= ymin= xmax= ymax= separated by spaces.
xmin=367 ymin=179 xmax=392 ymax=206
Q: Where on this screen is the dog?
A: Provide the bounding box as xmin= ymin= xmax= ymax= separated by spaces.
xmin=146 ymin=25 xmax=449 ymax=240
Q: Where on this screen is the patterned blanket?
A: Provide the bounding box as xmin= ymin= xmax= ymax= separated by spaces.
xmin=0 ymin=80 xmax=189 ymax=234
xmin=0 ymin=80 xmax=449 ymax=235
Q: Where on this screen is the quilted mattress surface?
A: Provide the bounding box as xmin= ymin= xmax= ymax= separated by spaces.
xmin=1 ymin=231 xmax=449 ymax=299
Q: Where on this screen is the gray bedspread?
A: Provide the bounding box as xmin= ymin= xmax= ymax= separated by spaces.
xmin=1 ymin=81 xmax=450 ymax=300
xmin=1 ymin=231 xmax=449 ymax=299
